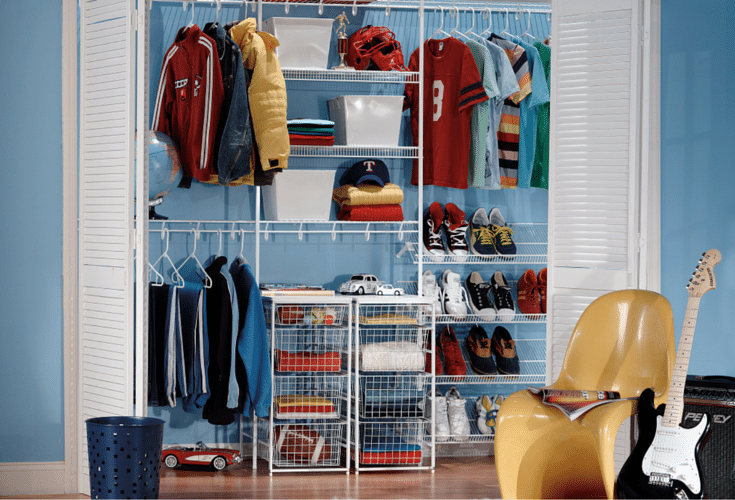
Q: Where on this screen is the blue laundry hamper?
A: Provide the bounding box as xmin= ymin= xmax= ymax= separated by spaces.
xmin=86 ymin=416 xmax=165 ymax=499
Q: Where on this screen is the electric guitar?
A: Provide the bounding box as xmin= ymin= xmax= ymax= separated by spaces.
xmin=616 ymin=249 xmax=721 ymax=500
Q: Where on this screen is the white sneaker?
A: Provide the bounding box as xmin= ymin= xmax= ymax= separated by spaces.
xmin=440 ymin=270 xmax=468 ymax=320
xmin=426 ymin=389 xmax=451 ymax=442
xmin=421 ymin=270 xmax=443 ymax=315
xmin=445 ymin=386 xmax=471 ymax=441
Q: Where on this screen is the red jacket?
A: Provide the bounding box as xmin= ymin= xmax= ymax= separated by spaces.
xmin=152 ymin=25 xmax=223 ymax=185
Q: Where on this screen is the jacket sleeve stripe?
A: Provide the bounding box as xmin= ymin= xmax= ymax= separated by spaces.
xmin=199 ymin=36 xmax=214 ymax=171
xmin=151 ymin=45 xmax=177 ymax=131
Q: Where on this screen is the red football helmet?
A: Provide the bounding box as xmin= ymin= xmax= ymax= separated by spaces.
xmin=345 ymin=26 xmax=409 ymax=71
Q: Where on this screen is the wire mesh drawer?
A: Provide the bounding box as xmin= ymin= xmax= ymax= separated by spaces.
xmin=356 ymin=421 xmax=425 ymax=466
xmin=274 ymin=374 xmax=348 ymax=419
xmin=359 ymin=373 xmax=427 ymax=419
xmin=271 ymin=422 xmax=346 ymax=468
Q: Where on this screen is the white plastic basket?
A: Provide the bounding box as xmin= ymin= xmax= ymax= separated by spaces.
xmin=263 ymin=17 xmax=334 ymax=70
xmin=328 ymin=95 xmax=404 ymax=146
xmin=262 ymin=169 xmax=336 ymax=221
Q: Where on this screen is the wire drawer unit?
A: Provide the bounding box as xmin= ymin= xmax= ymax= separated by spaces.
xmin=352 ymin=296 xmax=435 ymax=473
xmin=257 ymin=296 xmax=353 ymax=474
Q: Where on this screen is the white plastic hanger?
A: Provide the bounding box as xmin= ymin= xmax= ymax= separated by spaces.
xmin=214 ymin=0 xmax=221 ymax=23
xmin=151 ymin=228 xmax=184 ymax=287
xmin=185 ymin=0 xmax=195 ymax=28
xmin=237 ymin=228 xmax=248 ymax=264
xmin=449 ymin=7 xmax=472 ymax=42
xmin=430 ymin=6 xmax=451 ymax=39
xmin=520 ymin=10 xmax=536 ymax=41
xmin=500 ymin=8 xmax=511 ymax=37
xmin=174 ymin=228 xmax=213 ymax=289
xmin=478 ymin=7 xmax=493 ymax=39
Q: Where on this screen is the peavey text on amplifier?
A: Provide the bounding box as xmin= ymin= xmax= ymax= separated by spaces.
xmin=681 ymin=375 xmax=735 ymax=499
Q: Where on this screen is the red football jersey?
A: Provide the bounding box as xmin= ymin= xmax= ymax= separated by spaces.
xmin=152 ymin=25 xmax=223 ymax=185
xmin=405 ymin=38 xmax=489 ymax=189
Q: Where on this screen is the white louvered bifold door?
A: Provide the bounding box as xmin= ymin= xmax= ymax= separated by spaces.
xmin=78 ymin=0 xmax=136 ymax=493
xmin=549 ymin=0 xmax=651 ymax=470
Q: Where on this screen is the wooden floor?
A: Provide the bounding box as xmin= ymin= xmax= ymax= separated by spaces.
xmin=159 ymin=456 xmax=500 ymax=499
xmin=5 ymin=456 xmax=500 ymax=499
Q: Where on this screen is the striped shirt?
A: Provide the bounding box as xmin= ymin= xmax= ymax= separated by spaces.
xmin=489 ymin=34 xmax=532 ymax=189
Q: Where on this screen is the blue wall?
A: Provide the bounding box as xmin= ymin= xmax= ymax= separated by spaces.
xmin=0 ymin=0 xmax=65 ymax=462
xmin=660 ymin=0 xmax=735 ymax=377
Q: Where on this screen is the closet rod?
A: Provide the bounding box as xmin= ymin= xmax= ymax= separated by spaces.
xmin=149 ymin=0 xmax=551 ymax=14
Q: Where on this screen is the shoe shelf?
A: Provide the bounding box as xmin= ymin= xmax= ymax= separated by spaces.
xmin=402 ymin=223 xmax=548 ymax=265
xmin=352 ymin=297 xmax=436 ymax=472
xmin=429 ymin=398 xmax=497 ymax=454
xmin=282 ymin=68 xmax=419 ymax=84
xmin=260 ymin=220 xmax=419 ymax=240
xmin=258 ymin=296 xmax=354 ymax=474
xmin=435 ymin=338 xmax=546 ymax=386
xmin=289 ymin=145 xmax=419 ymax=158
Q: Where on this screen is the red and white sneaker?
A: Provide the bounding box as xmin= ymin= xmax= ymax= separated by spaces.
xmin=517 ymin=269 xmax=542 ymax=317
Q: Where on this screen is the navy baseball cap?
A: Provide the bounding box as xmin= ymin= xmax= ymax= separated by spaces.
xmin=339 ymin=159 xmax=390 ymax=187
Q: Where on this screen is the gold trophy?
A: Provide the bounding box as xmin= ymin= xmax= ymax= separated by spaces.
xmin=332 ymin=12 xmax=355 ymax=70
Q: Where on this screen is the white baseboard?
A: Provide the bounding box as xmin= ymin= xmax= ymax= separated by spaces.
xmin=0 ymin=462 xmax=68 ymax=496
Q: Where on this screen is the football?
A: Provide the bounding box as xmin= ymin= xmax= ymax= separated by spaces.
xmin=274 ymin=424 xmax=332 ymax=465
xmin=277 ymin=306 xmax=304 ymax=324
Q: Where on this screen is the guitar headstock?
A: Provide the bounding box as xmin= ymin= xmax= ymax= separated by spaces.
xmin=687 ymin=249 xmax=722 ymax=298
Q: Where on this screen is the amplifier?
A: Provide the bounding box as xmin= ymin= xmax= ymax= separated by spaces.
xmin=681 ymin=375 xmax=735 ymax=499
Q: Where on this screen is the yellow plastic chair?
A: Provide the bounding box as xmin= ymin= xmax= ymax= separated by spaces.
xmin=494 ymin=289 xmax=676 ymax=499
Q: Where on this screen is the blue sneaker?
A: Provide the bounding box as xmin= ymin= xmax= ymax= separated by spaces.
xmin=469 ymin=208 xmax=496 ymax=257
xmin=488 ymin=207 xmax=517 ymax=255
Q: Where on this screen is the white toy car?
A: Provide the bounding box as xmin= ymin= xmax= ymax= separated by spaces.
xmin=376 ymin=284 xmax=405 ymax=296
xmin=338 ymin=274 xmax=382 ymax=295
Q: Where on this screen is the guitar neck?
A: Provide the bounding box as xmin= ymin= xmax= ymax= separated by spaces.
xmin=662 ymin=296 xmax=700 ymax=427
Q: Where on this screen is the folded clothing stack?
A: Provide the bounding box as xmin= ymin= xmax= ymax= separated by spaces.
xmin=333 ymin=159 xmax=403 ymax=221
xmin=359 ymin=431 xmax=422 ymax=465
xmin=287 ymin=119 xmax=335 ymax=146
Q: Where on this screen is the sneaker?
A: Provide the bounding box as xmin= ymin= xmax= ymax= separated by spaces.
xmin=465 ymin=271 xmax=496 ymax=319
xmin=468 ymin=208 xmax=496 ymax=257
xmin=443 ymin=203 xmax=469 ymax=261
xmin=517 ymin=269 xmax=542 ymax=317
xmin=488 ymin=207 xmax=517 ymax=255
xmin=445 ymin=387 xmax=471 ymax=441
xmin=440 ymin=269 xmax=468 ymax=320
xmin=439 ymin=326 xmax=466 ymax=379
xmin=538 ymin=267 xmax=548 ymax=314
xmin=427 ymin=389 xmax=451 ymax=442
xmin=421 ymin=270 xmax=442 ymax=315
xmin=475 ymin=395 xmax=492 ymax=416
xmin=423 ymin=202 xmax=446 ymax=260
xmin=491 ymin=326 xmax=520 ymax=375
xmin=490 ymin=270 xmax=515 ymax=319
xmin=465 ymin=325 xmax=497 ymax=375
xmin=479 ymin=395 xmax=504 ymax=435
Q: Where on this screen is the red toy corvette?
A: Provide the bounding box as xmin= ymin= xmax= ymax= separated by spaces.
xmin=161 ymin=441 xmax=241 ymax=471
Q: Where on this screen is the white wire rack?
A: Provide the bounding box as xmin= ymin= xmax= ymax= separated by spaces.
xmin=258 ymin=296 xmax=353 ymax=473
xmin=434 ymin=337 xmax=545 ymax=385
xmin=282 ymin=68 xmax=419 ymax=83
xmin=399 ymin=278 xmax=548 ymax=325
xmin=428 ymin=398 xmax=497 ymax=457
xmin=352 ymin=296 xmax=435 ymax=472
xmin=256 ymin=419 xmax=349 ymax=471
xmin=399 ymin=222 xmax=548 ymax=265
xmin=289 ymin=145 xmax=419 ymax=158
xmin=354 ymin=420 xmax=427 ymax=469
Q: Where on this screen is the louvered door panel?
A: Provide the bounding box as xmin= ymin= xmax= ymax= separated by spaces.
xmin=549 ymin=0 xmax=645 ymax=472
xmin=78 ymin=0 xmax=135 ymax=494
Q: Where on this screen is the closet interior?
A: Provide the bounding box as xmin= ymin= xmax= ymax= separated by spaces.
xmin=142 ymin=0 xmax=552 ymax=473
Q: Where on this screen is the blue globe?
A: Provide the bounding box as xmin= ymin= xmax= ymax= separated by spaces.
xmin=148 ymin=131 xmax=183 ymax=201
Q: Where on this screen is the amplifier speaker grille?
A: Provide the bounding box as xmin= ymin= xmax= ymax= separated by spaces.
xmin=681 ymin=376 xmax=735 ymax=499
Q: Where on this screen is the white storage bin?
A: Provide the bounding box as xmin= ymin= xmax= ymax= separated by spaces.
xmin=262 ymin=169 xmax=336 ymax=221
xmin=263 ymin=17 xmax=334 ymax=70
xmin=328 ymin=95 xmax=403 ymax=147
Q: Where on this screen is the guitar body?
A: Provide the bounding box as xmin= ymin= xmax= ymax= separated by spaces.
xmin=616 ymin=388 xmax=710 ymax=499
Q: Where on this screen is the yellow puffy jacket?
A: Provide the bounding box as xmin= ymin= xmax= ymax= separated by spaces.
xmin=229 ymin=18 xmax=289 ymax=180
